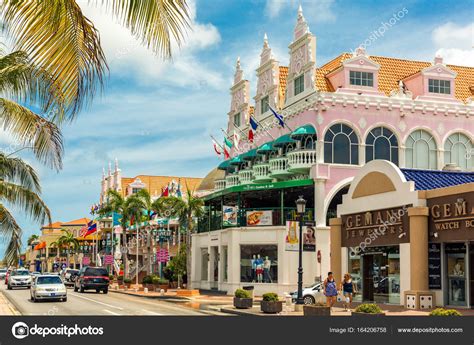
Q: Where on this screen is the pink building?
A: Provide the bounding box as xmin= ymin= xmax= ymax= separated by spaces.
xmin=192 ymin=6 xmax=473 ymax=296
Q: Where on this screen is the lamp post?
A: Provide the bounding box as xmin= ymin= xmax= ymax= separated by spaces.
xmin=295 ymin=195 xmax=306 ymax=306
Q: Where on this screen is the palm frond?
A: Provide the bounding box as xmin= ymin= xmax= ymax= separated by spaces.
xmin=0 ymin=203 xmax=23 ymax=266
xmin=0 ymin=152 xmax=41 ymax=192
xmin=0 ymin=98 xmax=63 ymax=170
xmin=1 ymin=0 xmax=108 ymax=120
xmin=96 ymin=0 xmax=191 ymax=59
xmin=0 ymin=180 xmax=51 ymax=225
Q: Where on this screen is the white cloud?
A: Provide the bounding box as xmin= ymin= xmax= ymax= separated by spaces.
xmin=432 ymin=22 xmax=474 ymax=67
xmin=265 ymin=0 xmax=335 ymax=22
xmin=78 ymin=0 xmax=224 ymax=88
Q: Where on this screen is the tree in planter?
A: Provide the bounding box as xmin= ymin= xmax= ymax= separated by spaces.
xmin=234 ymin=289 xmax=253 ymax=309
xmin=261 ymin=293 xmax=282 ymax=314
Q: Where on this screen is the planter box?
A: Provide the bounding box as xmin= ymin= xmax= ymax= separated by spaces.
xmin=145 ymin=283 xmax=155 ymax=290
xmin=233 ymin=297 xmax=253 ymax=309
xmin=303 ymin=305 xmax=331 ymax=316
xmin=153 ymin=284 xmax=168 ymax=292
xmin=260 ymin=301 xmax=283 ymax=314
xmin=351 ymin=312 xmax=386 ymax=316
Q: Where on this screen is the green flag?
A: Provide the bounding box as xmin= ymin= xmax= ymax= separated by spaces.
xmin=224 ymin=137 xmax=233 ymax=148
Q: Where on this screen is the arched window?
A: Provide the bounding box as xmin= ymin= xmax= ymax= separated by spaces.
xmin=405 ymin=129 xmax=437 ymax=169
xmin=303 ymin=136 xmax=316 ymax=150
xmin=324 ymin=124 xmax=359 ymax=164
xmin=365 ymin=126 xmax=399 ymax=165
xmin=444 ymin=132 xmax=473 ymax=171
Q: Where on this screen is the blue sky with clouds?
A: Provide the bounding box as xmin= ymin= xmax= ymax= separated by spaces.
xmin=2 ymin=0 xmax=473 ymax=254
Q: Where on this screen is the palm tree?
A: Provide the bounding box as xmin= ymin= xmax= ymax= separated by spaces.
xmin=98 ymin=190 xmax=131 ymax=276
xmin=160 ymin=185 xmax=203 ymax=288
xmin=0 ymin=0 xmax=191 ymax=121
xmin=27 ymin=234 xmax=39 ymax=246
xmin=0 ymin=153 xmax=51 ymax=266
xmin=56 ymin=230 xmax=80 ymax=268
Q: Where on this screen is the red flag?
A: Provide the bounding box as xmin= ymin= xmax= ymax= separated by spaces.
xmin=212 ymin=139 xmax=222 ymax=155
xmin=161 ymin=186 xmax=169 ymax=197
xmin=248 ymin=129 xmax=254 ymax=143
xmin=224 ymin=146 xmax=230 ymax=159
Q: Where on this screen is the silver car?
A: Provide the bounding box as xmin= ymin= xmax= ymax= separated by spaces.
xmin=8 ymin=270 xmax=32 ymax=289
xmin=30 ymin=275 xmax=67 ymax=302
xmin=291 ymin=283 xmax=325 ymax=305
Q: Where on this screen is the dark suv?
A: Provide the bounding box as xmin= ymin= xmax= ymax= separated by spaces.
xmin=74 ymin=267 xmax=109 ymax=293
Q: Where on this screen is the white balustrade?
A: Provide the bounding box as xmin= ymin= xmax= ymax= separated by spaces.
xmin=252 ymin=162 xmax=272 ymax=182
xmin=287 ymin=149 xmax=317 ymax=173
xmin=238 ymin=169 xmax=254 ymax=185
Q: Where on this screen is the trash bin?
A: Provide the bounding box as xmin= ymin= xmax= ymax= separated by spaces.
xmin=242 ymin=286 xmax=254 ymax=298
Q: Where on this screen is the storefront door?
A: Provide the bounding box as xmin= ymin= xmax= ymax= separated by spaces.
xmin=362 ymin=254 xmax=375 ymax=301
xmin=470 ymin=243 xmax=474 ymax=308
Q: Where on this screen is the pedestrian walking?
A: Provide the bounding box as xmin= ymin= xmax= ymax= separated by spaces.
xmin=340 ymin=273 xmax=356 ymax=311
xmin=323 ymin=272 xmax=338 ymax=308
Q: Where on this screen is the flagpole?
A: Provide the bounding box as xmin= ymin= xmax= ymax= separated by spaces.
xmin=250 ymin=116 xmax=275 ymax=140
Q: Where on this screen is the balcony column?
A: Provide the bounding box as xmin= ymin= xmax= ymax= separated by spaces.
xmin=316 ymin=139 xmax=324 ymax=164
xmin=314 ymin=177 xmax=327 ymax=228
xmin=314 ymin=177 xmax=330 ymax=281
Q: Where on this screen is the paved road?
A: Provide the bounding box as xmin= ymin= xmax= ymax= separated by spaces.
xmin=0 ymin=283 xmax=205 ymax=316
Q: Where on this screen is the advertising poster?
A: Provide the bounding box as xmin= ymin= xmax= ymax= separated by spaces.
xmin=223 ymin=205 xmax=238 ymax=226
xmin=286 ymin=221 xmax=316 ymax=251
xmin=246 ymin=210 xmax=273 ymax=226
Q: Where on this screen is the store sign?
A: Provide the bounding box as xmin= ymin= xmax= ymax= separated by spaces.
xmin=223 ymin=205 xmax=238 ymax=226
xmin=428 ymin=243 xmax=442 ymax=290
xmin=246 ymin=210 xmax=272 ymax=226
xmin=341 ymin=205 xmax=410 ymax=248
xmin=285 ymin=221 xmax=316 ymax=252
xmin=428 ymin=192 xmax=474 ymax=242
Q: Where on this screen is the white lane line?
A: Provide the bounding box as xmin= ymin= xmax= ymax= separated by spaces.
xmin=142 ymin=309 xmax=163 ymax=315
xmin=70 ymin=293 xmax=124 ymax=310
xmin=103 ymin=309 xmax=121 ymax=315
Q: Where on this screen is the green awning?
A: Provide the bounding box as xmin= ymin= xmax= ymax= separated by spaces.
xmin=256 ymin=141 xmax=275 ymax=154
xmin=217 ymin=160 xmax=231 ymax=170
xmin=229 ymin=156 xmax=243 ymax=165
xmin=272 ymin=133 xmax=296 ymax=147
xmin=290 ymin=124 xmax=317 ymax=139
xmin=241 ymin=148 xmax=257 ymax=161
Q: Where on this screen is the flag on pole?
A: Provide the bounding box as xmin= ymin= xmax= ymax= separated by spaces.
xmin=249 ymin=116 xmax=259 ymax=131
xmin=270 ymin=106 xmax=285 ymax=128
xmin=161 ymin=185 xmax=169 ymax=197
xmin=85 ymin=221 xmax=97 ymax=237
xmin=177 ymin=179 xmax=182 ymax=198
xmin=233 ymin=130 xmax=241 ymax=150
xmin=212 ymin=139 xmax=222 ymax=156
xmin=224 ymin=136 xmax=233 ymax=149
xmin=224 ymin=146 xmax=230 ymax=159
xmin=248 ymin=129 xmax=254 ymax=143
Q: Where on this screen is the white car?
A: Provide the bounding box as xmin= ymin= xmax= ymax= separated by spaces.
xmin=7 ymin=270 xmax=32 ymax=289
xmin=291 ymin=283 xmax=325 ymax=305
xmin=30 ymin=275 xmax=67 ymax=302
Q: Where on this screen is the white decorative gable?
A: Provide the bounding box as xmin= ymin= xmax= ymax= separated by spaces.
xmin=228 ymin=57 xmax=251 ymax=132
xmin=285 ymin=6 xmax=316 ymax=105
xmin=127 ymin=178 xmax=146 ymax=196
xmin=254 ymin=34 xmax=280 ymax=119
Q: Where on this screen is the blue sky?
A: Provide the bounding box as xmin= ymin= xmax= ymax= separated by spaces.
xmin=1 ymin=0 xmax=473 ymax=253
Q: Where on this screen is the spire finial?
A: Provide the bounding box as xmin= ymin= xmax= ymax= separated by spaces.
xmin=298 ymin=4 xmax=303 ymax=18
xmin=263 ymin=33 xmax=269 ymax=48
xmin=236 ymin=56 xmax=241 ymax=69
xmin=108 ymin=161 xmax=111 ymax=175
xmin=114 ymin=157 xmax=119 ymax=171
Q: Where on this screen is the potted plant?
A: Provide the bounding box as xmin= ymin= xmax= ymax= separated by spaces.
xmin=152 ymin=276 xmax=169 ymax=292
xmin=123 ymin=278 xmax=132 ymax=289
xmin=303 ymin=302 xmax=331 ymax=316
xmin=233 ymin=289 xmax=253 ymax=309
xmin=142 ymin=275 xmax=155 ymax=290
xmin=260 ymin=293 xmax=283 ymax=314
xmin=352 ymin=303 xmax=385 ymax=316
xmin=117 ymin=275 xmax=124 ymax=287
xmin=429 ymin=308 xmax=461 ymax=316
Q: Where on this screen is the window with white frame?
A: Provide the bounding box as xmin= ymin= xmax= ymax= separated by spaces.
xmin=444 ymin=132 xmax=473 ymax=171
xmin=405 ymin=129 xmax=438 ymax=169
xmin=294 ymin=74 xmax=304 ymax=95
xmin=428 ymin=79 xmax=450 ymax=94
xmin=365 ymin=126 xmax=399 ymax=165
xmin=233 ymin=113 xmax=241 ymax=127
xmin=349 ymin=71 xmax=374 ymax=87
xmin=261 ymin=95 xmax=269 ymax=114
xmin=324 ymin=124 xmax=359 ymax=165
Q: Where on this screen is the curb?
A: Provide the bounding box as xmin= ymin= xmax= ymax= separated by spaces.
xmin=0 ymin=290 xmax=21 ymax=316
xmin=220 ymin=306 xmax=265 ymax=316
xmin=109 ymin=289 xmax=191 ymax=301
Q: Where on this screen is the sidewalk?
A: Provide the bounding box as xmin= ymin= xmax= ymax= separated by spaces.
xmin=0 ymin=290 xmax=20 ymax=315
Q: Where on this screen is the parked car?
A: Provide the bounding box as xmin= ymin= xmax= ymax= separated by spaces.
xmin=8 ymin=269 xmax=32 ymax=289
xmin=30 ymin=275 xmax=67 ymax=302
xmin=30 ymin=272 xmax=41 ymax=278
xmin=290 ymin=282 xmax=324 ymax=305
xmin=74 ymin=267 xmax=109 ymax=293
xmin=62 ymin=269 xmax=79 ymax=286
xmin=0 ymin=268 xmax=7 ymax=280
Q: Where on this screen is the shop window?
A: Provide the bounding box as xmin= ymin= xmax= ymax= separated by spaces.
xmin=200 ymin=248 xmax=209 ymax=281
xmin=444 ymin=132 xmax=473 ymax=171
xmin=240 ymin=245 xmax=277 ymax=283
xmin=294 ymin=74 xmax=304 ymax=96
xmin=365 ymin=126 xmax=399 ymax=165
xmin=324 ymin=123 xmax=359 ymax=164
xmin=446 ymin=243 xmax=467 ymax=306
xmin=405 ymin=129 xmax=437 ymax=169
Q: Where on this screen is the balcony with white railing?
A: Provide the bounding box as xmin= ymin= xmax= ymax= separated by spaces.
xmin=214 ymin=179 xmax=226 ymax=190
xmin=269 ymin=156 xmax=292 ymax=179
xmin=287 ymin=149 xmax=317 ymax=173
xmin=238 ymin=169 xmax=254 ymax=185
xmin=225 ymin=173 xmax=240 ymax=188
xmin=252 ymin=162 xmax=272 ymax=183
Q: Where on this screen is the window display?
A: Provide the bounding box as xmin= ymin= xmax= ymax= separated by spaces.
xmin=446 ymin=243 xmax=467 ymax=306
xmin=240 ymin=245 xmax=277 ymax=283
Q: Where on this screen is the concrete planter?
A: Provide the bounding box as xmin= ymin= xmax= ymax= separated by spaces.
xmin=303 ymin=305 xmax=331 ymax=316
xmin=233 ymin=297 xmax=253 ymax=309
xmin=154 ymin=284 xmax=168 ymax=292
xmin=261 ymin=301 xmax=283 ymax=314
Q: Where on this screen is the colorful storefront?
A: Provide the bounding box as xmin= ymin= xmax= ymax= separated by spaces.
xmin=330 ymin=160 xmax=474 ymax=309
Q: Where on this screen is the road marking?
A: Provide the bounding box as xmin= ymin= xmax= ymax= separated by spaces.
xmin=103 ymin=309 xmax=121 ymax=315
xmin=142 ymin=309 xmax=163 ymax=315
xmin=70 ymin=293 xmax=124 ymax=310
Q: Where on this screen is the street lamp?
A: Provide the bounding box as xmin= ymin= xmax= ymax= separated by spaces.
xmin=295 ymin=195 xmax=306 ymax=306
